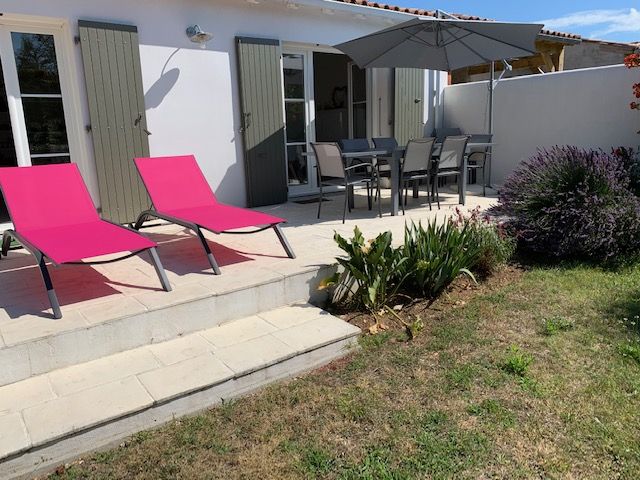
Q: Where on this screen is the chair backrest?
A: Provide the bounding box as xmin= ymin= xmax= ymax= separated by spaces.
xmin=311 ymin=143 xmax=345 ymax=179
xmin=372 ymin=137 xmax=398 ymax=153
xmin=134 ymin=155 xmax=217 ymax=212
xmin=0 ymin=163 xmax=100 ymax=231
xmin=339 ymin=138 xmax=370 ymax=153
xmin=402 ymin=137 xmax=435 ymax=174
xmin=439 ymin=135 xmax=469 ymax=170
xmin=467 ymin=133 xmax=493 ymax=154
xmin=433 ymin=127 xmax=462 ymax=143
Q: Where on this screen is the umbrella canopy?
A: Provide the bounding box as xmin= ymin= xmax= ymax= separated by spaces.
xmin=335 ymin=17 xmax=543 ymax=70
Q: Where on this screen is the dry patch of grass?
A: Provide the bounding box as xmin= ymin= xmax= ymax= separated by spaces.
xmin=45 ymin=264 xmax=640 ymax=479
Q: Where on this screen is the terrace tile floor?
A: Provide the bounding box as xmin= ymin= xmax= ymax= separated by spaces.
xmin=0 ymin=185 xmax=497 ymax=347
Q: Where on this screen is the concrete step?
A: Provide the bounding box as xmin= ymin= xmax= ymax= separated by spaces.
xmin=0 ymin=302 xmax=360 ymax=479
xmin=0 ymin=259 xmax=336 ymax=387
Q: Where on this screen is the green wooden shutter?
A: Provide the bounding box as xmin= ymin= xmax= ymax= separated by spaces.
xmin=236 ymin=37 xmax=287 ymax=207
xmin=394 ymin=68 xmax=425 ymax=146
xmin=78 ymin=20 xmax=151 ymax=224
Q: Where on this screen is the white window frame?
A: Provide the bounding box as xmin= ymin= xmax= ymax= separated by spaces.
xmin=0 ymin=14 xmax=92 ymax=229
xmin=281 ymin=42 xmax=373 ymax=198
xmin=282 ymin=48 xmax=316 ymax=196
xmin=0 ymin=15 xmax=91 ymax=183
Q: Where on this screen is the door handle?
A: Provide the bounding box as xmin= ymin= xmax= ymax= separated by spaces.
xmin=134 ymin=113 xmax=152 ymax=135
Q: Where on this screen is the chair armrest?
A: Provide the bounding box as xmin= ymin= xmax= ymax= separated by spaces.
xmin=344 ymin=162 xmax=374 ymax=171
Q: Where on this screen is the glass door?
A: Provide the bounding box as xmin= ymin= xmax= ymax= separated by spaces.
xmin=282 ymin=51 xmax=316 ymax=196
xmin=348 ymin=62 xmax=367 ymax=139
xmin=0 ymin=26 xmax=72 ymax=222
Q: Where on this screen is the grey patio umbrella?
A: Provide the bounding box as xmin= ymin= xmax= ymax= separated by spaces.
xmin=334 ymin=16 xmax=543 ymax=70
xmin=334 ymin=15 xmax=544 ymax=186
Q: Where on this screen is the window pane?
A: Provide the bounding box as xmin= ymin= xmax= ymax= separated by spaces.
xmin=287 ymin=145 xmax=308 ymax=185
xmin=283 ymin=54 xmax=304 ymax=99
xmin=285 ymin=102 xmax=305 ymax=143
xmin=22 ymin=97 xmax=69 ymax=155
xmin=12 ymin=32 xmax=61 ymax=94
xmin=31 ymin=155 xmax=71 ymax=166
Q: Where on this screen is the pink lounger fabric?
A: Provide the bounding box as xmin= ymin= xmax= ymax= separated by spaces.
xmin=134 ymin=155 xmax=285 ymax=231
xmin=0 ymin=164 xmax=155 ymax=264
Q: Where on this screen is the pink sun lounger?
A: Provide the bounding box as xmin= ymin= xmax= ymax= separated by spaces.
xmin=0 ymin=164 xmax=171 ymax=319
xmin=133 ymin=155 xmax=295 ymax=274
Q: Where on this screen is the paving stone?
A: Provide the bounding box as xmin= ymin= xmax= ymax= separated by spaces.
xmin=137 ymin=353 xmax=233 ymax=402
xmin=0 ymin=413 xmax=30 ymax=459
xmin=0 ymin=344 xmax=31 ymax=387
xmin=0 ymin=376 xmax=56 ymax=416
xmin=258 ymin=303 xmax=329 ymax=329
xmin=133 ymin=282 xmax=212 ymax=310
xmin=0 ymin=310 xmax=89 ymax=346
xmin=23 ymin=376 xmax=153 ymax=447
xmin=200 ymin=316 xmax=277 ymax=348
xmin=48 ymin=348 xmax=160 ymax=397
xmin=77 ymin=296 xmax=148 ymax=325
xmin=215 ymin=334 xmax=295 ymax=374
xmin=148 ymin=334 xmax=214 ymax=366
xmin=272 ymin=316 xmax=361 ymax=353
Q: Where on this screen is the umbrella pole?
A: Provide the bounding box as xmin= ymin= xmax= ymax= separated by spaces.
xmin=487 ymin=60 xmax=494 ymax=188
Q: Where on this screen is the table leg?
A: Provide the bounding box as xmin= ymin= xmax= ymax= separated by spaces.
xmin=389 ymin=153 xmax=399 ymax=216
xmin=413 ymin=180 xmax=419 ymax=198
xmin=348 ymin=185 xmax=355 ymax=209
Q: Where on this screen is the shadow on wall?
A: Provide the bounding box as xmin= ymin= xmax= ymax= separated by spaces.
xmin=145 ymin=67 xmax=180 ymax=109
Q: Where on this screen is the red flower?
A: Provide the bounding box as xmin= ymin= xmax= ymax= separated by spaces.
xmin=632 ymin=102 xmax=640 ymax=110
xmin=625 ymin=53 xmax=640 ymax=68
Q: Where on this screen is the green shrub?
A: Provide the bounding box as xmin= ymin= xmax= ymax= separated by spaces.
xmin=618 ymin=341 xmax=640 ymax=364
xmin=500 ymin=146 xmax=640 ymax=261
xmin=453 ymin=207 xmax=515 ymax=275
xmin=332 ymin=227 xmax=408 ymax=312
xmin=501 ymin=345 xmax=533 ymax=377
xmin=399 ymin=220 xmax=479 ymax=298
xmin=541 ymin=316 xmax=574 ymax=336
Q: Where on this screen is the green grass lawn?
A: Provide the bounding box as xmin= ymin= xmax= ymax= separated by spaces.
xmin=47 ymin=263 xmax=640 ymax=479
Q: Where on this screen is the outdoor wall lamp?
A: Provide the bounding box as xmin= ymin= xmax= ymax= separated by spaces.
xmin=186 ymin=25 xmax=212 ymax=49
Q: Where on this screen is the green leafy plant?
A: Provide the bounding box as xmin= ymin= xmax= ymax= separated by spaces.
xmin=331 ymin=227 xmax=408 ymax=312
xmin=501 ymin=345 xmax=533 ymax=377
xmin=618 ymin=341 xmax=640 ymax=364
xmin=453 ymin=207 xmax=515 ymax=275
xmin=399 ymin=220 xmax=479 ymax=298
xmin=541 ymin=316 xmax=574 ymax=336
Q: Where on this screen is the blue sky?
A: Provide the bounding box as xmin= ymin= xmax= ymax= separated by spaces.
xmin=397 ymin=1 xmax=640 ymax=42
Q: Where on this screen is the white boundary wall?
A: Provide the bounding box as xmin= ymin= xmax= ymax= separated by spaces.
xmin=442 ymin=65 xmax=640 ymax=186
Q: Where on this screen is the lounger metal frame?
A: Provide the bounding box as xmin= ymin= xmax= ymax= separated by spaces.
xmin=133 ymin=210 xmax=296 ymax=275
xmin=0 ymin=221 xmax=172 ymax=319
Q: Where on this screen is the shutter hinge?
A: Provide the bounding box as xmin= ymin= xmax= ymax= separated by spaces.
xmin=85 ymin=125 xmax=92 ymax=133
xmin=74 ymin=36 xmax=81 ymax=45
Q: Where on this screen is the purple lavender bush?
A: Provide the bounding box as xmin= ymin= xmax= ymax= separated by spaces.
xmin=500 ymin=146 xmax=640 ymax=261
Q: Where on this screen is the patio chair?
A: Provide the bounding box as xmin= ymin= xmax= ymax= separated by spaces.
xmin=432 ymin=127 xmax=463 ymax=143
xmin=311 ymin=142 xmax=381 ymax=223
xmin=433 ymin=135 xmax=470 ymax=209
xmin=466 ymin=134 xmax=493 ymax=197
xmin=339 ymin=138 xmax=371 ymax=153
xmin=133 ymin=155 xmax=295 ymax=275
xmin=371 ymin=137 xmax=397 ymax=197
xmin=0 ymin=164 xmax=171 ymax=319
xmin=399 ymin=137 xmax=436 ymax=214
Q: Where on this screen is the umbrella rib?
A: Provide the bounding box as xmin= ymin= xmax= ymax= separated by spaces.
xmin=444 ymin=27 xmax=494 ymax=65
xmin=452 ymin=25 xmax=538 ymax=56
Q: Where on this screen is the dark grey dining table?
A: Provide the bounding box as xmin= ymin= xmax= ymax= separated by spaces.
xmin=305 ymin=142 xmax=493 ymax=217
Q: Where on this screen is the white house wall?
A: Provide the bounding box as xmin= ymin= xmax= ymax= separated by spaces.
xmin=0 ymin=0 xmax=437 ymax=207
xmin=442 ymin=64 xmax=640 ymax=186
